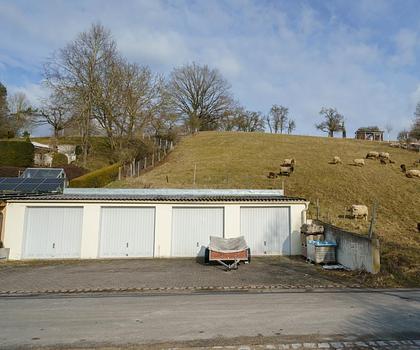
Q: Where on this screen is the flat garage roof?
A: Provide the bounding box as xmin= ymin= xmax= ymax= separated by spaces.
xmin=6 ymin=188 xmax=307 ymax=203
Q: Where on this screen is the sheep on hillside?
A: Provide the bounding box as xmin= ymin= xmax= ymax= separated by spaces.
xmin=330 ymin=156 xmax=342 ymax=164
xmin=353 ymin=159 xmax=365 ymax=166
xmin=279 ymin=166 xmax=294 ymax=176
xmin=267 ymin=172 xmax=277 ymax=179
xmin=366 ymin=151 xmax=379 ymax=159
xmin=282 ymin=158 xmax=295 ymax=166
xmin=379 ymin=152 xmax=390 ymax=160
xmin=406 ymin=169 xmax=420 ymax=178
xmin=348 ymin=205 xmax=368 ymax=221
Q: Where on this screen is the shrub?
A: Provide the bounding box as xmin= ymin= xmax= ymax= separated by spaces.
xmin=51 ymin=153 xmax=68 ymax=167
xmin=0 ymin=141 xmax=34 ymax=167
xmin=62 ymin=164 xmax=88 ymax=180
xmin=75 ymin=145 xmax=83 ymax=156
xmin=69 ymin=163 xmax=120 ymax=188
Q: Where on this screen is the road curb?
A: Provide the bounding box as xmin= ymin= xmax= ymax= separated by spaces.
xmin=2 ymin=284 xmax=418 ymax=297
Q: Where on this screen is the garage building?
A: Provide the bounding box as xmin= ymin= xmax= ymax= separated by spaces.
xmin=1 ymin=189 xmax=309 ymax=260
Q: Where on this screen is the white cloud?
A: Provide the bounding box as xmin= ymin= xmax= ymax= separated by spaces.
xmin=390 ymin=29 xmax=418 ymax=66
xmin=7 ymin=82 xmax=48 ymax=107
xmin=0 ymin=0 xmax=419 ymax=139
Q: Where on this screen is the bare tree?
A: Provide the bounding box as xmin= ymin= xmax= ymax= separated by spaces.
xmin=287 ymin=119 xmax=296 ymax=134
xmin=409 ymin=102 xmax=420 ymax=140
xmin=398 ymin=129 xmax=410 ymax=143
xmin=221 ymin=107 xmax=265 ymax=132
xmin=118 ymin=63 xmax=159 ymax=143
xmin=167 ymin=62 xmax=233 ymax=132
xmin=316 ymin=107 xmax=344 ymax=137
xmin=0 ymin=82 xmax=11 ymax=138
xmin=267 ymin=105 xmax=288 ymax=134
xmin=36 ymin=92 xmax=74 ymax=139
xmin=43 ymin=23 xmax=117 ymax=165
xmin=385 ymin=123 xmax=393 ymax=142
xmin=7 ymin=92 xmax=33 ymax=135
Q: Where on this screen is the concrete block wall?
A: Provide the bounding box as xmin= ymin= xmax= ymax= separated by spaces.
xmin=314 ymin=220 xmax=380 ymax=274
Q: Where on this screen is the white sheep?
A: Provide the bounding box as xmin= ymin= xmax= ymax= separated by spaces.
xmin=353 ymin=158 xmax=365 ymax=166
xmin=349 ymin=205 xmax=368 ymax=220
xmin=279 ymin=166 xmax=293 ymax=176
xmin=331 ymin=156 xmax=342 ymax=164
xmin=406 ymin=169 xmax=420 ymax=178
xmin=366 ymin=151 xmax=379 ymax=159
xmin=379 ymin=152 xmax=390 ymax=160
xmin=283 ymin=158 xmax=295 ymax=166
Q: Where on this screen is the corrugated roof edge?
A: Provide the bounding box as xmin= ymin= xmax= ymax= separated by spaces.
xmin=6 ymin=193 xmax=307 ymax=202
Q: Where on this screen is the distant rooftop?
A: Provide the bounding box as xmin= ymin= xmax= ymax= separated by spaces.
xmin=31 ymin=141 xmax=52 ymax=149
xmin=355 ymin=126 xmax=383 ymax=133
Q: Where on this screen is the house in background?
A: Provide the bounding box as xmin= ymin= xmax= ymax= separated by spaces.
xmin=355 ymin=127 xmax=384 ymax=141
xmin=32 ymin=141 xmax=76 ymax=167
xmin=32 ymin=142 xmax=54 ymax=167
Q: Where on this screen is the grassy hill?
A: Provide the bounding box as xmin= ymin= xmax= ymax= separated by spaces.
xmin=111 ymin=131 xmax=420 ymax=287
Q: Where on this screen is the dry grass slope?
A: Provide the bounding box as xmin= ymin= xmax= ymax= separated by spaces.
xmin=112 ymin=131 xmax=420 ymax=286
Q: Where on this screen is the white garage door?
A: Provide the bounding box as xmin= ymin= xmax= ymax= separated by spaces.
xmin=23 ymin=207 xmax=83 ymax=259
xmin=99 ymin=207 xmax=155 ymax=257
xmin=240 ymin=207 xmax=290 ymax=255
xmin=171 ymin=207 xmax=224 ymax=257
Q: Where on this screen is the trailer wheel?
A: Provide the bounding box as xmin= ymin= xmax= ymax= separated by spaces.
xmin=204 ymin=248 xmax=210 ymax=264
xmin=247 ymin=248 xmax=251 ymax=263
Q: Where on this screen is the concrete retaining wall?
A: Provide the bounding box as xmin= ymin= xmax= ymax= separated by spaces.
xmin=314 ymin=220 xmax=380 ymax=274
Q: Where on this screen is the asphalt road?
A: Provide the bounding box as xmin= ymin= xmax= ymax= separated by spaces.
xmin=0 ymin=290 xmax=419 ymax=349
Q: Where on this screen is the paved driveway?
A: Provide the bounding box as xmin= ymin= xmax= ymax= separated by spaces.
xmin=0 ymin=257 xmax=359 ymax=293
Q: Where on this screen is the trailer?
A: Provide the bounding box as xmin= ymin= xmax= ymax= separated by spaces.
xmin=206 ymin=236 xmax=250 ymax=271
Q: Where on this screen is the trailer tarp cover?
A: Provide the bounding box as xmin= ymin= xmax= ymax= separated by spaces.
xmin=209 ymin=236 xmax=248 ymax=253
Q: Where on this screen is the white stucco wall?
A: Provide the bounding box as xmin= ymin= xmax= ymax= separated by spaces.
xmin=3 ymin=200 xmax=308 ymax=260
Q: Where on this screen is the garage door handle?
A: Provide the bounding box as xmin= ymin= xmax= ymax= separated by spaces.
xmin=52 ymin=243 xmax=55 ymax=249
xmin=264 ymin=241 xmax=266 ymax=246
xmin=197 ymin=242 xmax=199 ymax=247
xmin=126 ymin=242 xmax=129 ymax=248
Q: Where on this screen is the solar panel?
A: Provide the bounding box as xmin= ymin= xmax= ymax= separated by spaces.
xmin=0 ymin=177 xmax=64 ymax=194
xmin=21 ymin=168 xmax=65 ymax=179
xmin=0 ymin=177 xmax=21 ymax=184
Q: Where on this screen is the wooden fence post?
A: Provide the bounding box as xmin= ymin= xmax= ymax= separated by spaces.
xmin=144 ymin=157 xmax=147 ymax=169
xmin=316 ymin=199 xmax=320 ymax=220
xmin=193 ymin=163 xmax=197 ymax=185
xmin=368 ymin=202 xmax=378 ymax=238
xmin=152 ymin=153 xmax=155 ymax=167
xmin=118 ymin=167 xmax=122 ymax=181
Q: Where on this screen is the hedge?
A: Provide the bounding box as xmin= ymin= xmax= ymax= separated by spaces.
xmin=0 ymin=141 xmax=34 ymax=167
xmin=52 ymin=153 xmax=68 ymax=167
xmin=69 ymin=163 xmax=120 ymax=188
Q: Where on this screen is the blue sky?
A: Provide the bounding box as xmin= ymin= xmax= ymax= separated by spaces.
xmin=1 ymin=0 xmax=420 ymax=138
